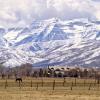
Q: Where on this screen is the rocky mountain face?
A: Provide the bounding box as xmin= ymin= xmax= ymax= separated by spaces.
xmin=0 ymin=18 xmax=100 ymax=67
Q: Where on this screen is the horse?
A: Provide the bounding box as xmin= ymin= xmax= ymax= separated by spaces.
xmin=16 ymin=78 xmax=22 ymax=82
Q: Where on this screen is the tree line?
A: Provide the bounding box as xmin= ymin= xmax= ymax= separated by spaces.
xmin=0 ymin=63 xmax=100 ymax=83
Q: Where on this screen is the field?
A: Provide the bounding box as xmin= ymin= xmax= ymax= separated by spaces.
xmin=0 ymin=77 xmax=100 ymax=100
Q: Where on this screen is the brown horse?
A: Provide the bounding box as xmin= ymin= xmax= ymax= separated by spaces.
xmin=16 ymin=78 xmax=22 ymax=82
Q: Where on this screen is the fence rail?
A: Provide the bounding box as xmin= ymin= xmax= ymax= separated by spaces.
xmin=0 ymin=78 xmax=99 ymax=90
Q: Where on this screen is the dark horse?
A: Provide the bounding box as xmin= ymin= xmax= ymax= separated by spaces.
xmin=16 ymin=78 xmax=22 ymax=82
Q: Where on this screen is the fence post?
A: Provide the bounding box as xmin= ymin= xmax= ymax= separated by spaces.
xmin=71 ymin=82 xmax=73 ymax=90
xmin=36 ymin=82 xmax=38 ymax=90
xmin=88 ymin=83 xmax=91 ymax=90
xmin=97 ymin=78 xmax=100 ymax=84
xmin=98 ymin=83 xmax=99 ymax=90
xmin=19 ymin=81 xmax=21 ymax=89
xmin=63 ymin=77 xmax=66 ymax=86
xmin=41 ymin=78 xmax=44 ymax=87
xmin=94 ymin=78 xmax=96 ymax=86
xmin=5 ymin=79 xmax=8 ymax=89
xmin=53 ymin=80 xmax=55 ymax=90
xmin=75 ymin=78 xmax=76 ymax=86
xmin=31 ymin=80 xmax=32 ymax=87
xmin=84 ymin=79 xmax=86 ymax=87
xmin=95 ymin=78 xmax=97 ymax=85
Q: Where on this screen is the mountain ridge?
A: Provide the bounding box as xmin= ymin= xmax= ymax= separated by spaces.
xmin=0 ymin=18 xmax=100 ymax=67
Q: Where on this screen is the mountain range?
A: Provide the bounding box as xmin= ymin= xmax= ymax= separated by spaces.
xmin=0 ymin=18 xmax=100 ymax=68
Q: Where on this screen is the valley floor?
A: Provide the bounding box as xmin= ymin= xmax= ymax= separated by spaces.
xmin=0 ymin=77 xmax=100 ymax=100
xmin=0 ymin=88 xmax=100 ymax=100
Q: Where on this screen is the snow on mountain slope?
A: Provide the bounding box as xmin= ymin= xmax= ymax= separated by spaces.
xmin=0 ymin=18 xmax=100 ymax=67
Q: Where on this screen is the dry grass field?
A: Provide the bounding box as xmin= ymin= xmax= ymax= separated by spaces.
xmin=0 ymin=77 xmax=100 ymax=100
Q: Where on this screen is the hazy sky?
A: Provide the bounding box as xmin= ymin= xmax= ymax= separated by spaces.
xmin=0 ymin=0 xmax=100 ymax=27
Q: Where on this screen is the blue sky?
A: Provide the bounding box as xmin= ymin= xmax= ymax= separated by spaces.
xmin=0 ymin=0 xmax=100 ymax=28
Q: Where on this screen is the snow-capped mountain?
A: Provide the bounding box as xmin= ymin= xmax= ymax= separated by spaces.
xmin=0 ymin=18 xmax=100 ymax=67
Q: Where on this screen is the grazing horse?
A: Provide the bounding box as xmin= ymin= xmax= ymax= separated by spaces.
xmin=16 ymin=78 xmax=22 ymax=82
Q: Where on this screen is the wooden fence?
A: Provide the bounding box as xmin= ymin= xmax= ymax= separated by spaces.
xmin=0 ymin=77 xmax=99 ymax=91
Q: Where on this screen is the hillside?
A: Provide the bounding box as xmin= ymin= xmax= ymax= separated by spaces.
xmin=0 ymin=18 xmax=100 ymax=67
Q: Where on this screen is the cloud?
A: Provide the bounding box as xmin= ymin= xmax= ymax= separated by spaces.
xmin=47 ymin=0 xmax=95 ymax=19
xmin=0 ymin=0 xmax=100 ymax=28
xmin=92 ymin=0 xmax=100 ymax=2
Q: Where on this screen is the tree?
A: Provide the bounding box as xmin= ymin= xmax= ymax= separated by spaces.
xmin=0 ymin=64 xmax=5 ymax=79
xmin=39 ymin=68 xmax=43 ymax=77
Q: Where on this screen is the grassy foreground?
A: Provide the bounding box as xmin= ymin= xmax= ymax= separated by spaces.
xmin=0 ymin=77 xmax=100 ymax=100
